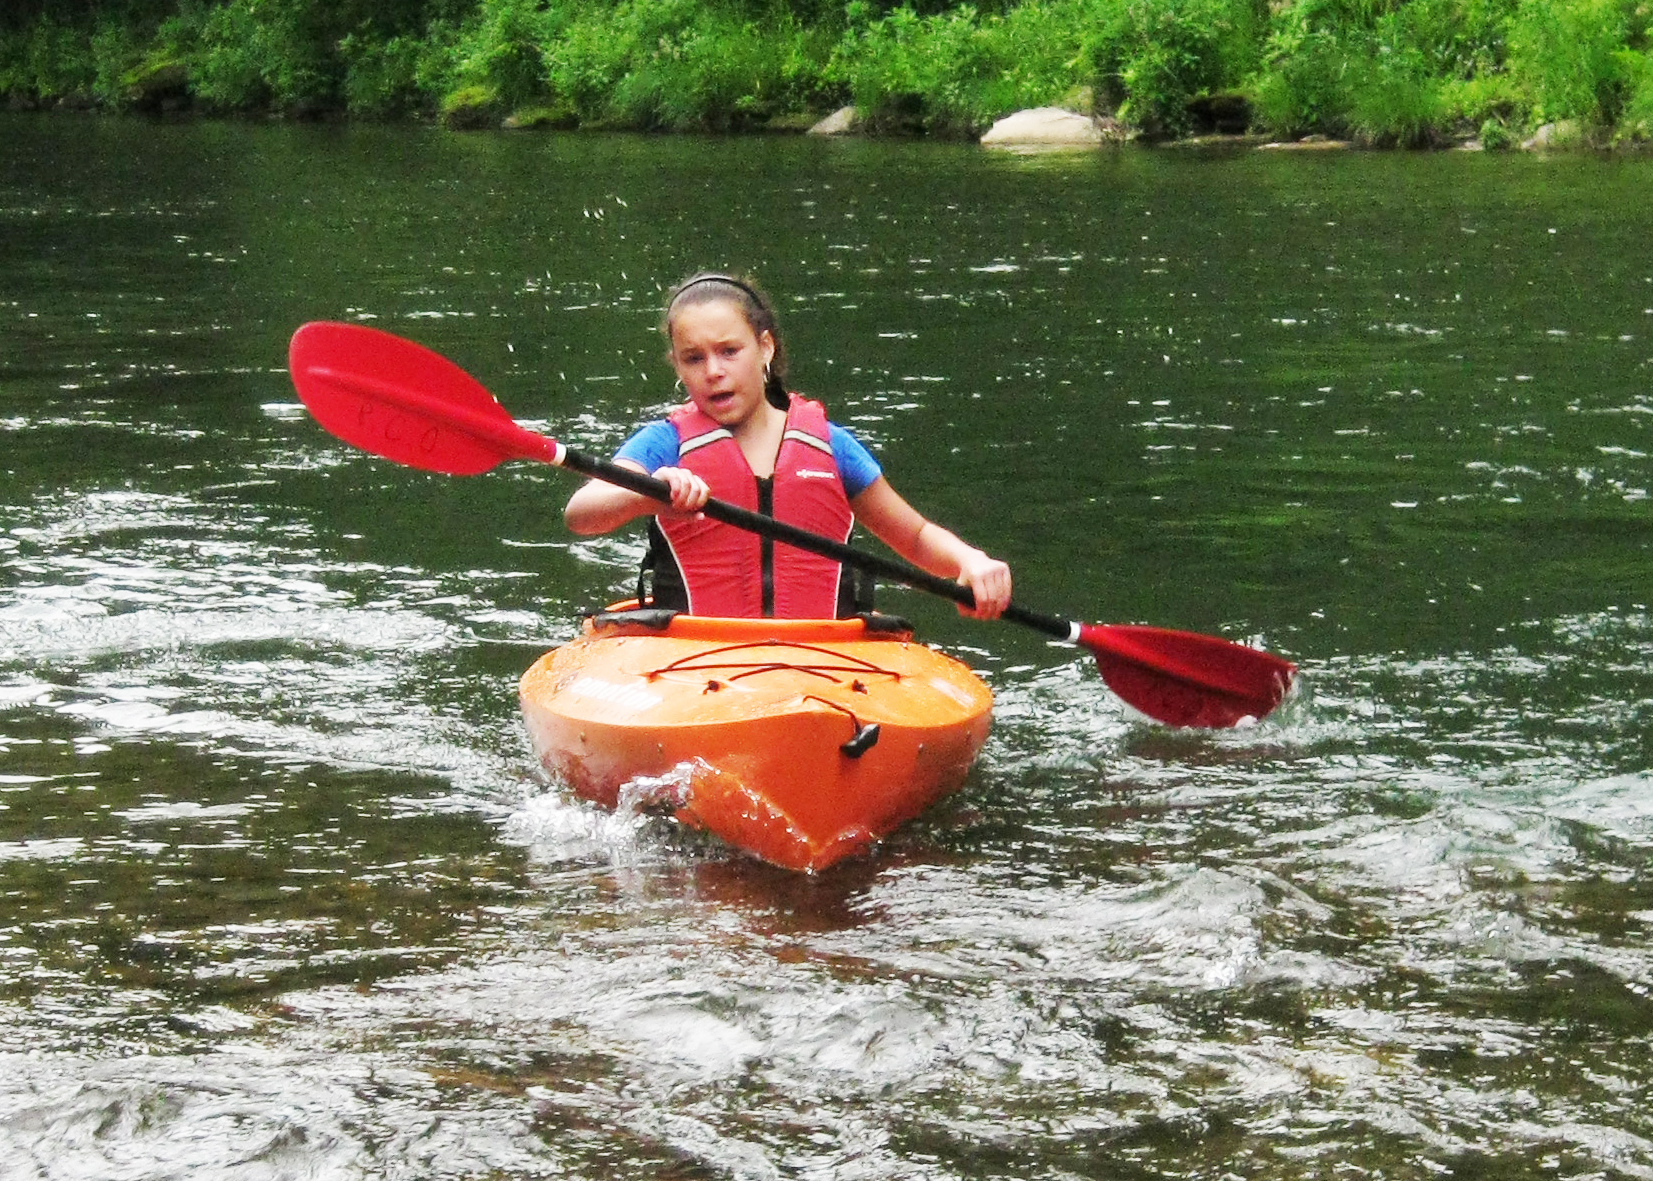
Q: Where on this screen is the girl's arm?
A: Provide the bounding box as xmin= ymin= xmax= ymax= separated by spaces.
xmin=850 ymin=477 xmax=1012 ymax=619
xmin=563 ymin=463 xmax=709 ymax=535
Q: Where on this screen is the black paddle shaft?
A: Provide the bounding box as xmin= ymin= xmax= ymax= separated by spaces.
xmin=558 ymin=447 xmax=1071 ymax=641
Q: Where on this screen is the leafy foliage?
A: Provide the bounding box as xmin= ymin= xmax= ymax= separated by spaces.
xmin=540 ymin=0 xmax=815 ymax=129
xmin=828 ymin=1 xmax=1091 ymax=135
xmin=446 ymin=0 xmax=560 ymax=112
xmin=1624 ymin=49 xmax=1653 ymax=137
xmin=4 ymin=0 xmax=1653 ymax=143
xmin=1505 ymin=0 xmax=1643 ymax=128
xmin=1084 ymin=0 xmax=1264 ymax=137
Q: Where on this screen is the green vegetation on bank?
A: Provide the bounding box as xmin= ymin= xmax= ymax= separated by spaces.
xmin=4 ymin=0 xmax=1653 ymax=145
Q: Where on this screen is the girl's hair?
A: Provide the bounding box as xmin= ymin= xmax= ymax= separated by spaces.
xmin=663 ymin=271 xmax=789 ymax=408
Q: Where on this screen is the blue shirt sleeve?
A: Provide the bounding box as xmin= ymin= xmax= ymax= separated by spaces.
xmin=613 ymin=420 xmax=680 ymax=474
xmin=615 ymin=417 xmax=883 ymax=499
xmin=830 ymin=423 xmax=882 ymax=499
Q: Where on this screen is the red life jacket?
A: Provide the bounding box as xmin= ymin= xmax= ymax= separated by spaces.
xmin=654 ymin=395 xmax=854 ymax=618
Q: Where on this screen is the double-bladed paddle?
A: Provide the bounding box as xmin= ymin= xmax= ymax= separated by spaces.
xmin=287 ymin=321 xmax=1297 ymax=727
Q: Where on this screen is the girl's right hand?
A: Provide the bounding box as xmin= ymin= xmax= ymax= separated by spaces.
xmin=653 ymin=466 xmax=710 ymax=515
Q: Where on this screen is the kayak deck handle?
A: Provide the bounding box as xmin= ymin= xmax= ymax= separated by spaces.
xmin=840 ymin=723 xmax=881 ymax=758
xmin=802 ymin=694 xmax=883 ymax=758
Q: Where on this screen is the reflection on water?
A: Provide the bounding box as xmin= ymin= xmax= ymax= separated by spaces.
xmin=3 ymin=113 xmax=1653 ymax=1177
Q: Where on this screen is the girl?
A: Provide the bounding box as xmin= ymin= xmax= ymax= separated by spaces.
xmin=564 ymin=272 xmax=1012 ymax=621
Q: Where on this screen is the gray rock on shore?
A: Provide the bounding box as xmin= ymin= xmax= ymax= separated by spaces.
xmin=808 ymin=107 xmax=861 ymax=136
xmin=1522 ymin=120 xmax=1583 ymax=149
xmin=978 ymin=107 xmax=1113 ymax=148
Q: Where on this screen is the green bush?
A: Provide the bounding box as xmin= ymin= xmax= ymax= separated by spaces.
xmin=1248 ymin=20 xmax=1355 ymax=136
xmin=192 ymin=1 xmax=269 ymax=108
xmin=827 ymin=3 xmax=949 ymax=130
xmin=961 ymin=0 xmax=1091 ymax=121
xmin=2 ymin=17 xmax=97 ymax=100
xmin=446 ymin=0 xmax=563 ymax=113
xmin=1344 ymin=15 xmax=1448 ymax=145
xmin=1436 ymin=71 xmax=1521 ymax=130
xmin=540 ymin=2 xmax=636 ymax=121
xmin=545 ymin=0 xmax=698 ymax=126
xmin=440 ymin=80 xmax=498 ymax=125
xmin=341 ymin=32 xmax=429 ymax=116
xmin=1248 ymin=0 xmax=1515 ymax=140
xmin=828 ymin=1 xmax=1084 ymax=135
xmin=1346 ymin=56 xmax=1447 ymax=145
xmin=1386 ymin=0 xmax=1517 ymax=80
xmin=194 ymin=0 xmax=341 ymax=111
xmin=1620 ymin=48 xmax=1653 ymax=138
xmin=193 ymin=0 xmax=452 ymax=114
xmin=89 ymin=19 xmax=141 ymax=104
xmin=1085 ymin=0 xmax=1264 ymax=137
xmin=1505 ymin=0 xmax=1639 ymax=127
xmin=408 ymin=16 xmax=464 ymax=102
xmin=536 ymin=0 xmax=825 ymax=131
xmin=608 ymin=5 xmax=783 ymax=129
xmin=1478 ymin=113 xmax=1515 ymax=145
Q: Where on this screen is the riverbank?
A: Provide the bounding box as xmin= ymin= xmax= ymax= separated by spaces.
xmin=5 ymin=0 xmax=1653 ymax=149
xmin=2 ymin=97 xmax=1632 ymax=162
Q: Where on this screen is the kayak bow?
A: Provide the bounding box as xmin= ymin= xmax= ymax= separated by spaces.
xmin=519 ymin=608 xmax=993 ymax=871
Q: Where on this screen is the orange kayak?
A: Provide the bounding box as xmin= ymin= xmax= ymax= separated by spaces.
xmin=519 ymin=607 xmax=993 ymax=872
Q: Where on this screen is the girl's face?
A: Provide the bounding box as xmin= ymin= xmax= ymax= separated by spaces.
xmin=668 ymin=298 xmax=776 ymax=428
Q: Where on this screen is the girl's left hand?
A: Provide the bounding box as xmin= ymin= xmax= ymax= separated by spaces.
xmin=956 ymin=552 xmax=1012 ymax=619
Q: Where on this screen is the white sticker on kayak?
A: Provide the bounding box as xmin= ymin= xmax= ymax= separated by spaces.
xmin=564 ymin=676 xmax=664 ymax=715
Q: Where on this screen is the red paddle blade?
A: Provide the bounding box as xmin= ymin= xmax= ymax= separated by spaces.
xmin=1077 ymin=624 xmax=1296 ymax=728
xmin=287 ymin=321 xmax=560 ymax=474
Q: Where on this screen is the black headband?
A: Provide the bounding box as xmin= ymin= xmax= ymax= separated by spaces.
xmin=671 ymin=273 xmax=765 ymax=308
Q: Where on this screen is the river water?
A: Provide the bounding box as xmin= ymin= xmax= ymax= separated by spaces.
xmin=3 ymin=112 xmax=1652 ymax=1179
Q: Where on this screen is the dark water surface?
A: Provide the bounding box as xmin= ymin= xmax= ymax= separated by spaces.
xmin=3 ymin=112 xmax=1652 ymax=1179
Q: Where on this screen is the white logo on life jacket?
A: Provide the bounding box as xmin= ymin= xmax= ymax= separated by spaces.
xmin=794 ymin=468 xmax=838 ymax=479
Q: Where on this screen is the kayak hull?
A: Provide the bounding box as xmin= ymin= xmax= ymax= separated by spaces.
xmin=519 ymin=609 xmax=993 ymax=871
